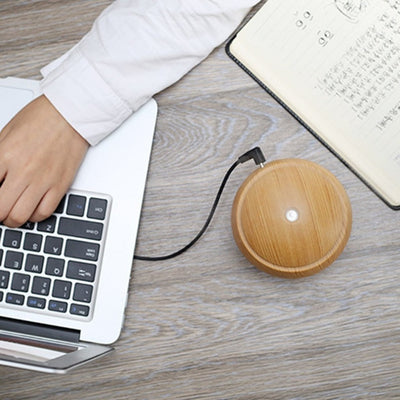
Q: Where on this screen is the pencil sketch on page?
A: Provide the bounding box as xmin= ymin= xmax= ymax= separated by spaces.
xmin=334 ymin=0 xmax=369 ymax=21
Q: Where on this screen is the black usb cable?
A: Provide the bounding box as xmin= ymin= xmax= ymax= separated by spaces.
xmin=134 ymin=147 xmax=266 ymax=261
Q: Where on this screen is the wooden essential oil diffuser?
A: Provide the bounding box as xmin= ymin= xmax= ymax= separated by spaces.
xmin=231 ymin=159 xmax=352 ymax=278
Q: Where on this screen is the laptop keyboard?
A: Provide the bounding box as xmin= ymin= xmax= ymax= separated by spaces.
xmin=0 ymin=189 xmax=111 ymax=321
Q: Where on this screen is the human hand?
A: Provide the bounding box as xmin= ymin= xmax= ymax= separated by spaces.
xmin=0 ymin=94 xmax=89 ymax=227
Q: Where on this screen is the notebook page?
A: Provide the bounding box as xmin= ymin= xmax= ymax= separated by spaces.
xmin=231 ymin=0 xmax=400 ymax=205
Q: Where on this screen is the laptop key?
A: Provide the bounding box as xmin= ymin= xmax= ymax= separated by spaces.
xmin=32 ymin=276 xmax=51 ymax=296
xmin=3 ymin=230 xmax=22 ymax=248
xmin=45 ymin=257 xmax=65 ymax=277
xmin=65 ymin=239 xmax=99 ymax=261
xmin=87 ymin=198 xmax=107 ymax=220
xmin=27 ymin=296 xmax=46 ymax=309
xmin=58 ymin=217 xmax=103 ymax=241
xmin=73 ymin=283 xmax=93 ymax=303
xmin=11 ymin=273 xmax=30 ymax=292
xmin=0 ymin=270 xmax=10 ymax=289
xmin=48 ymin=300 xmax=67 ymax=313
xmin=66 ymin=261 xmax=96 ymax=282
xmin=44 ymin=236 xmax=63 ymax=255
xmin=20 ymin=221 xmax=35 ymax=230
xmin=54 ymin=196 xmax=66 ymax=214
xmin=70 ymin=303 xmax=90 ymax=317
xmin=6 ymin=293 xmax=24 ymax=305
xmin=25 ymin=254 xmax=44 ymax=273
xmin=23 ymin=233 xmax=43 ymax=252
xmin=37 ymin=216 xmax=57 ymax=233
xmin=67 ymin=194 xmax=86 ymax=216
xmin=5 ymin=251 xmax=23 ymax=270
xmin=52 ymin=280 xmax=72 ymax=299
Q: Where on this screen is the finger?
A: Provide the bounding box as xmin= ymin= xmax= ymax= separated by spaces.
xmin=30 ymin=186 xmax=69 ymax=223
xmin=0 ymin=155 xmax=10 ymax=186
xmin=2 ymin=183 xmax=46 ymax=227
xmin=0 ymin=176 xmax=28 ymax=224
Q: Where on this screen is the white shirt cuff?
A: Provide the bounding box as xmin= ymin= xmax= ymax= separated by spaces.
xmin=40 ymin=48 xmax=132 ymax=146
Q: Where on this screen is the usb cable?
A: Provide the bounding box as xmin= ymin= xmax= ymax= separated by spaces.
xmin=134 ymin=147 xmax=266 ymax=261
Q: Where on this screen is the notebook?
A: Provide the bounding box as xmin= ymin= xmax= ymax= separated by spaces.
xmin=227 ymin=0 xmax=400 ymax=208
xmin=0 ymin=77 xmax=157 ymax=373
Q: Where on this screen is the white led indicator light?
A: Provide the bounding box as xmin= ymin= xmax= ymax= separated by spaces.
xmin=285 ymin=209 xmax=299 ymax=222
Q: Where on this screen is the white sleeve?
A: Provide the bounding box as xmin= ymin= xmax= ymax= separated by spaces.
xmin=40 ymin=0 xmax=260 ymax=145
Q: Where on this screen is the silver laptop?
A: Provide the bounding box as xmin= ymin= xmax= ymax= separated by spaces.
xmin=0 ymin=77 xmax=157 ymax=373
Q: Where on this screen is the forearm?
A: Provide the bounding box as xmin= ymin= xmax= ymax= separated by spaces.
xmin=40 ymin=0 xmax=261 ymax=145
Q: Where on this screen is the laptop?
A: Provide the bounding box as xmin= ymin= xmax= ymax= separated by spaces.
xmin=0 ymin=77 xmax=157 ymax=373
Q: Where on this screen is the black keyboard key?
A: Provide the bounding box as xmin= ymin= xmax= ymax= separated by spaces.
xmin=73 ymin=283 xmax=93 ymax=303
xmin=55 ymin=196 xmax=66 ymax=214
xmin=0 ymin=291 xmax=3 ymax=302
xmin=6 ymin=293 xmax=24 ymax=305
xmin=66 ymin=261 xmax=96 ymax=282
xmin=11 ymin=273 xmax=30 ymax=292
xmin=37 ymin=216 xmax=57 ymax=233
xmin=49 ymin=300 xmax=67 ymax=313
xmin=52 ymin=280 xmax=71 ymax=299
xmin=0 ymin=270 xmax=10 ymax=289
xmin=67 ymin=194 xmax=86 ymax=216
xmin=58 ymin=218 xmax=103 ymax=241
xmin=21 ymin=221 xmax=35 ymax=230
xmin=23 ymin=233 xmax=43 ymax=252
xmin=4 ymin=251 xmax=23 ymax=270
xmin=0 ymin=249 xmax=3 ymax=265
xmin=65 ymin=239 xmax=99 ymax=261
xmin=25 ymin=254 xmax=44 ymax=273
xmin=44 ymin=236 xmax=63 ymax=255
xmin=87 ymin=198 xmax=108 ymax=220
xmin=45 ymin=257 xmax=65 ymax=277
xmin=27 ymin=296 xmax=46 ymax=309
xmin=70 ymin=303 xmax=90 ymax=317
xmin=32 ymin=276 xmax=51 ymax=296
xmin=3 ymin=230 xmax=22 ymax=248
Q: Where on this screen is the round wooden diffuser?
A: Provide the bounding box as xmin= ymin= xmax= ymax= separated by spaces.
xmin=231 ymin=159 xmax=352 ymax=278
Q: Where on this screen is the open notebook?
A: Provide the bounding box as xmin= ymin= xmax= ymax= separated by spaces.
xmin=0 ymin=77 xmax=157 ymax=373
xmin=227 ymin=0 xmax=400 ymax=208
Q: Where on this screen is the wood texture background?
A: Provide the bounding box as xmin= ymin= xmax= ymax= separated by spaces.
xmin=1 ymin=1 xmax=399 ymax=399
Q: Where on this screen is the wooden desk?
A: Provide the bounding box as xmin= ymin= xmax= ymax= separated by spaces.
xmin=1 ymin=1 xmax=399 ymax=398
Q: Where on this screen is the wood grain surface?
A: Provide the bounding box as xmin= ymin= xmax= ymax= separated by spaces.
xmin=1 ymin=1 xmax=400 ymax=399
xmin=231 ymin=159 xmax=352 ymax=278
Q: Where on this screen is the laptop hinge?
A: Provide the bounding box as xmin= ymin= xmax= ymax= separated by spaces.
xmin=0 ymin=317 xmax=80 ymax=343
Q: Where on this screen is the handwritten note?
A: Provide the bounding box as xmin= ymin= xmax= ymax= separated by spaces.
xmin=317 ymin=14 xmax=400 ymax=127
xmin=230 ymin=0 xmax=400 ymax=204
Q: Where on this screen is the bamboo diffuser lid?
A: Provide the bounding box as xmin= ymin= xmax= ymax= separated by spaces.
xmin=231 ymin=159 xmax=352 ymax=278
